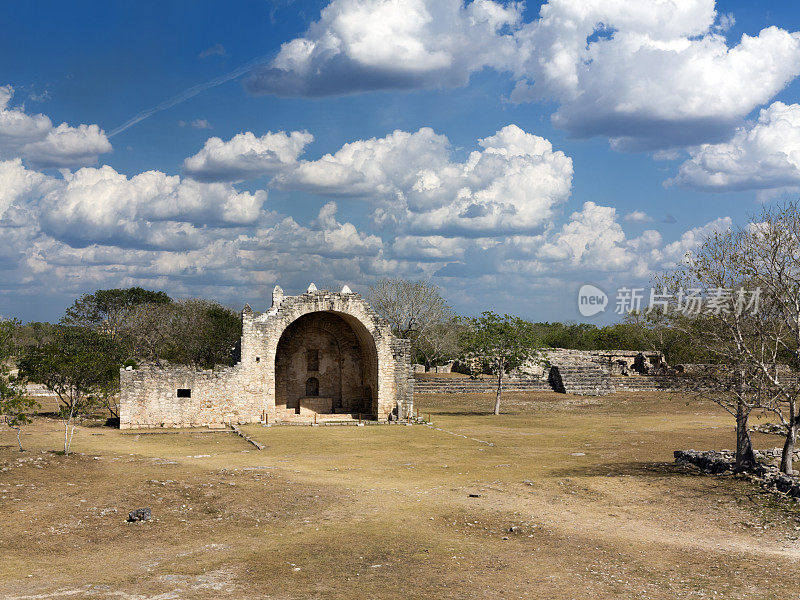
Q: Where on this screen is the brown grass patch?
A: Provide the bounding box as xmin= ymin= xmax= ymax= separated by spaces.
xmin=1 ymin=391 xmax=798 ymax=599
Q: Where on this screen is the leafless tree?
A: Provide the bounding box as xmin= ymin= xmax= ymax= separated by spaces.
xmin=728 ymin=203 xmax=800 ymax=473
xmin=368 ymin=279 xmax=453 ymax=337
xmin=659 ymin=203 xmax=800 ymax=472
xmin=368 ymin=278 xmax=456 ymax=366
xmin=659 ymin=230 xmax=769 ymax=470
xmin=123 ymin=302 xmax=177 ymax=366
xmin=415 ymin=319 xmax=462 ymax=370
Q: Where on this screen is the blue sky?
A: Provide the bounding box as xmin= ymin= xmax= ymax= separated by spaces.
xmin=2 ymin=0 xmax=800 ymax=323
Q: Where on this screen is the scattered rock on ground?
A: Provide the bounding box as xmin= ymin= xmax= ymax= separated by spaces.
xmin=127 ymin=507 xmax=152 ymax=522
xmin=674 ymin=449 xmax=800 ymax=499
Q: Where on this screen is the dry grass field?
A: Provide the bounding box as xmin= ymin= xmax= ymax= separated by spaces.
xmin=1 ymin=390 xmax=799 ymax=599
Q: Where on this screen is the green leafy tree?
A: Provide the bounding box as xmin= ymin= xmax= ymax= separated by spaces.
xmin=12 ymin=321 xmax=57 ymax=353
xmin=621 ymin=310 xmax=713 ymax=365
xmin=0 ymin=319 xmax=38 ymax=451
xmin=126 ymin=299 xmax=241 ymax=369
xmin=185 ymin=301 xmax=242 ymax=369
xmin=61 ymin=287 xmax=171 ymax=342
xmin=19 ymin=327 xmax=123 ymax=454
xmin=458 ymin=312 xmax=543 ymax=415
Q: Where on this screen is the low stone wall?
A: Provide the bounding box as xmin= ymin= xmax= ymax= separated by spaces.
xmin=675 ymin=449 xmax=800 ymax=499
xmin=23 ymin=383 xmax=58 ymax=398
xmin=418 ymin=359 xmax=799 ymax=397
xmin=611 ymin=375 xmax=685 ymax=392
xmin=413 ymin=372 xmax=688 ymax=395
xmin=120 ymin=363 xmax=263 ymax=429
xmin=533 ymin=348 xmax=666 ymax=373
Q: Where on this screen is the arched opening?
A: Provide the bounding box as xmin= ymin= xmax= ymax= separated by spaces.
xmin=274 ymin=311 xmax=379 ymax=419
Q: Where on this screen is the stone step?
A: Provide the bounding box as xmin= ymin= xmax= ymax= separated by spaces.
xmin=548 ymin=365 xmax=615 ymax=396
xmin=412 ymin=376 xmax=551 ymax=394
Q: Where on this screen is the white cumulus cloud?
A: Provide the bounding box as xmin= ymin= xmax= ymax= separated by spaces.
xmin=539 ymin=202 xmax=633 ymax=271
xmin=38 ymin=165 xmax=268 ymax=249
xmin=278 ymin=124 xmax=574 ymax=237
xmin=669 ymin=102 xmax=800 ymax=190
xmin=510 ymin=1 xmax=800 ymax=150
xmin=246 ymin=0 xmax=521 ymax=96
xmin=624 ymin=210 xmax=655 ymax=223
xmin=183 ymin=130 xmax=314 ymax=182
xmin=0 ymin=158 xmax=50 ymax=218
xmin=0 ymin=85 xmax=112 ymax=167
xmin=249 ymin=1 xmax=800 ymax=151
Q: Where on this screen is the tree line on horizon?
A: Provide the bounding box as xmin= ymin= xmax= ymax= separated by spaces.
xmin=0 ymin=277 xmax=715 ymax=452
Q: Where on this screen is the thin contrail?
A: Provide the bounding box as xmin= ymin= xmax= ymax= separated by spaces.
xmin=108 ymin=53 xmax=273 ymax=138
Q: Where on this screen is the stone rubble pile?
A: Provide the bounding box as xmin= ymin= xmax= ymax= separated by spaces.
xmin=756 ymin=447 xmax=800 ymax=462
xmin=750 ymin=423 xmax=785 ymax=436
xmin=674 ymin=449 xmax=800 ymax=499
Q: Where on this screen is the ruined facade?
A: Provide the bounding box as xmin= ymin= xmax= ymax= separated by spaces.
xmin=119 ymin=285 xmax=413 ymax=429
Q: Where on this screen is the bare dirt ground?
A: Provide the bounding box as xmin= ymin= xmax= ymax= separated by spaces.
xmin=1 ymin=390 xmax=799 ymax=599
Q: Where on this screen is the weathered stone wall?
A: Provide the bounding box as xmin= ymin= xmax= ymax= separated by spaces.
xmin=391 ymin=336 xmax=414 ymax=418
xmin=540 ymin=348 xmax=665 ymax=372
xmin=248 ymin=288 xmax=406 ymax=421
xmin=611 ymin=375 xmax=685 ymax=392
xmin=119 ymin=363 xmax=263 ymax=429
xmin=413 ymin=374 xmax=551 ymax=394
xmin=119 ymin=285 xmax=413 ymax=428
xmin=517 ymin=348 xmax=665 ymax=379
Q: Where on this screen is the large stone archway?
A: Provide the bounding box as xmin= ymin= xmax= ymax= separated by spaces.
xmin=241 ymin=286 xmax=413 ymax=423
xmin=274 ymin=311 xmax=379 ymax=418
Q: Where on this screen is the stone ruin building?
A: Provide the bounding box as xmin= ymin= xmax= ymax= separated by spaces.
xmin=413 ymin=348 xmax=677 ymax=396
xmin=119 ymin=284 xmax=414 ymax=429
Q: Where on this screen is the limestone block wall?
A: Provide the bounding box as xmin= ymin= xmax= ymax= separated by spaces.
xmin=119 ymin=363 xmax=264 ymax=429
xmin=246 ymin=288 xmax=412 ymax=422
xmin=274 ymin=311 xmax=371 ymax=415
xmin=390 ymin=337 xmax=414 ymax=418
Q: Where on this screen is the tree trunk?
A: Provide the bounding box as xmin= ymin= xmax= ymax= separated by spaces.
xmin=735 ymin=402 xmax=757 ymax=471
xmin=63 ymin=418 xmax=70 ymax=455
xmin=780 ymin=413 xmax=797 ymax=474
xmin=66 ymin=423 xmax=75 ymax=455
xmin=14 ymin=427 xmax=22 ymax=452
xmin=493 ymin=370 xmax=502 ymax=415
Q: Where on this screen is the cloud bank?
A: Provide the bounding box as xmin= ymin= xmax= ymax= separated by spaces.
xmin=246 ymin=0 xmax=800 ymax=150
xmin=183 ymin=130 xmax=313 ymax=182
xmin=0 ymin=82 xmax=735 ymax=317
